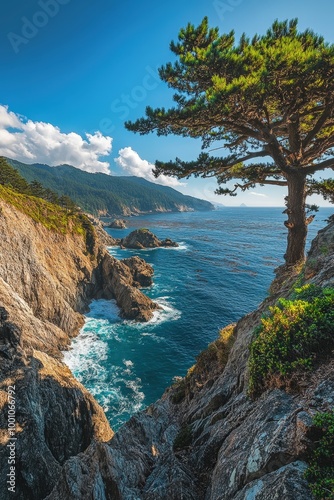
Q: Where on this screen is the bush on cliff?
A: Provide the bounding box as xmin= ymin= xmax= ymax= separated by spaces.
xmin=305 ymin=411 xmax=334 ymax=499
xmin=171 ymin=324 xmax=236 ymax=404
xmin=249 ymin=285 xmax=334 ymax=396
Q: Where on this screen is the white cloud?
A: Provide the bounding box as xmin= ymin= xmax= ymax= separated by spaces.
xmin=0 ymin=105 xmax=112 ymax=174
xmin=115 ymin=146 xmax=185 ymax=188
xmin=250 ymin=191 xmax=268 ymax=197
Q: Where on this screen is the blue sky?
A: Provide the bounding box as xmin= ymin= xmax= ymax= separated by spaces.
xmin=0 ymin=0 xmax=334 ymax=205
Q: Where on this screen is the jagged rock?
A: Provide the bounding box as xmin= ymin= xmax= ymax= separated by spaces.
xmin=0 ymin=310 xmax=113 ymax=500
xmin=233 ymin=461 xmax=311 ymax=500
xmin=121 ymin=256 xmax=154 ymax=287
xmin=95 ymin=224 xmax=120 ymax=247
xmin=121 ymin=229 xmax=178 ymax=249
xmin=0 ymin=197 xmax=158 ymax=498
xmin=100 ymin=254 xmax=158 ymax=321
xmin=84 ymin=213 xmax=119 ymax=246
xmin=108 ymin=219 xmax=127 ymax=229
xmin=0 ymin=200 xmax=157 ymax=339
xmin=1 ymin=196 xmax=334 ymax=499
xmin=121 ymin=228 xmax=179 ymax=250
xmin=45 ymin=219 xmax=334 ymax=499
xmin=304 ymin=213 xmax=334 ymax=284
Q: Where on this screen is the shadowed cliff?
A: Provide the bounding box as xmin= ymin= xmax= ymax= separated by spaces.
xmin=0 ymin=188 xmax=158 ymax=499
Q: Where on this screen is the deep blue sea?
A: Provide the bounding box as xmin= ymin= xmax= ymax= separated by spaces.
xmin=63 ymin=207 xmax=333 ymax=430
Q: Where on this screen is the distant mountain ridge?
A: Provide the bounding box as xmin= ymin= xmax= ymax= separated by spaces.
xmin=6 ymin=158 xmax=214 ymax=216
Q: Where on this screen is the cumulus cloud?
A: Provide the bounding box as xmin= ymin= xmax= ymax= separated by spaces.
xmin=0 ymin=105 xmax=112 ymax=173
xmin=250 ymin=191 xmax=268 ymax=197
xmin=115 ymin=147 xmax=185 ymax=188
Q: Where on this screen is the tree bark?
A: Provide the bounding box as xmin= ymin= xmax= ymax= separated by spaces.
xmin=284 ymin=172 xmax=308 ymax=265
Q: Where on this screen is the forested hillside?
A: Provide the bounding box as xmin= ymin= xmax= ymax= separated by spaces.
xmin=5 ymin=158 xmax=214 ymax=216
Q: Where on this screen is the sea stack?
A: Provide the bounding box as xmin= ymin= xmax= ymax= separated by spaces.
xmin=120 ymin=228 xmax=179 ymax=249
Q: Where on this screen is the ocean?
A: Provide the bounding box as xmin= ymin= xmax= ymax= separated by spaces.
xmin=63 ymin=207 xmax=333 ymax=430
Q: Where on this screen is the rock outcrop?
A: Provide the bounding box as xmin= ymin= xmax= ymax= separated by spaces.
xmin=121 ymin=229 xmax=178 ymax=249
xmin=108 ymin=219 xmax=127 ymax=229
xmin=85 ymin=213 xmax=120 ymax=246
xmin=121 ymin=256 xmax=155 ymax=288
xmin=44 ymin=220 xmax=334 ymax=499
xmin=0 ymin=199 xmax=157 ymax=335
xmin=0 ymin=195 xmax=160 ymax=499
xmin=100 ymin=254 xmax=158 ymax=321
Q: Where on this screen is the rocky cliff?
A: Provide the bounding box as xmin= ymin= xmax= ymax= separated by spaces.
xmin=0 ymin=193 xmax=158 ymax=499
xmin=1 ymin=195 xmax=333 ymax=499
xmin=46 ymin=219 xmax=334 ymax=500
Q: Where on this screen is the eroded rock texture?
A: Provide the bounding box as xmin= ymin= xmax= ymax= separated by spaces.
xmin=46 ymin=221 xmax=334 ymax=500
xmin=0 ymin=199 xmax=157 ymax=499
xmin=1 ymin=195 xmax=333 ymax=499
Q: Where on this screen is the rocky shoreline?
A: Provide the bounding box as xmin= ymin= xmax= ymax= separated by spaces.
xmin=0 ymin=195 xmax=333 ymax=499
xmin=0 ymin=198 xmax=157 ymax=497
xmin=43 ymin=218 xmax=334 ymax=500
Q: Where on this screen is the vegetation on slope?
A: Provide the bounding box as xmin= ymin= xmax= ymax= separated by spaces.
xmin=171 ymin=324 xmax=237 ymax=404
xmin=6 ymin=158 xmax=214 ymax=215
xmin=305 ymin=411 xmax=334 ymax=499
xmin=0 ymin=157 xmax=76 ymax=210
xmin=248 ymin=284 xmax=334 ymax=396
xmin=0 ymin=158 xmax=95 ymax=253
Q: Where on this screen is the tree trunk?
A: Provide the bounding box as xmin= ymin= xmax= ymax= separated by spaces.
xmin=284 ymin=172 xmax=307 ymax=265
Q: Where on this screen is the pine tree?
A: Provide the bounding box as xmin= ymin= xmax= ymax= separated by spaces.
xmin=30 ymin=180 xmax=46 ymax=198
xmin=0 ymin=157 xmax=31 ymax=194
xmin=126 ymin=19 xmax=334 ymax=265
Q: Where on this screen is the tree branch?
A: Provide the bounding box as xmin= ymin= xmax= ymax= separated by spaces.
xmin=302 ymin=103 xmax=333 ymax=148
xmin=303 ymin=158 xmax=334 ymax=175
xmin=259 ymin=180 xmax=288 ymax=186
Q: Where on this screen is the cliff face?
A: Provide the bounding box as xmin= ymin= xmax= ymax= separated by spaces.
xmin=44 ymin=219 xmax=334 ymax=500
xmin=1 ymin=193 xmax=333 ymax=499
xmin=0 ymin=196 xmax=158 ymax=499
xmin=0 ymin=200 xmax=157 ymax=356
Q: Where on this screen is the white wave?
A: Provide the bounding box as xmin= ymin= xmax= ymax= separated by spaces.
xmin=63 ymin=329 xmax=108 ymax=378
xmin=149 ymin=297 xmax=182 ymax=325
xmin=159 ymin=242 xmax=188 ymax=251
xmin=108 ymin=242 xmax=188 ymax=254
xmin=86 ymin=299 xmax=120 ymax=320
xmin=106 ymin=246 xmax=119 ymax=256
xmin=123 ymin=359 xmax=134 ymax=368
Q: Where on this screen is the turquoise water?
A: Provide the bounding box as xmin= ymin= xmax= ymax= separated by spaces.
xmin=63 ymin=207 xmax=333 ymax=430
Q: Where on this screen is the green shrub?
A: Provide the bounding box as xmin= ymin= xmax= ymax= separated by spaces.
xmin=170 ymin=324 xmax=236 ymax=404
xmin=171 ymin=378 xmax=187 ymax=404
xmin=190 ymin=323 xmax=236 ymax=377
xmin=305 ymin=411 xmax=334 ymax=499
xmin=249 ymin=285 xmax=334 ymax=395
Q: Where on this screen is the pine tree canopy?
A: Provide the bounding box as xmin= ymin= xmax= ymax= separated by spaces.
xmin=126 ymin=18 xmax=334 ymax=194
xmin=126 ymin=18 xmax=334 ymax=264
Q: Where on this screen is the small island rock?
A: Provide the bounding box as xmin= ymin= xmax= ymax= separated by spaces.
xmin=121 ymin=229 xmax=178 ymax=249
